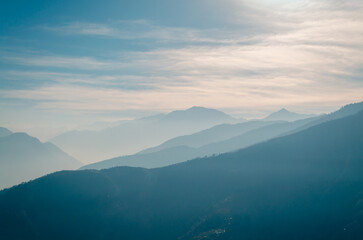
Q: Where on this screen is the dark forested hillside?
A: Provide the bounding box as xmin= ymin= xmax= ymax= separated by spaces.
xmin=1 ymin=110 xmax=363 ymax=240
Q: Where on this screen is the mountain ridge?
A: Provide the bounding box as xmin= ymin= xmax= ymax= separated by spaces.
xmin=138 ymin=120 xmax=279 ymax=155
xmin=1 ymin=108 xmax=362 ymax=240
xmin=0 ymin=127 xmax=12 ymax=137
xmin=263 ymin=108 xmax=316 ymax=121
xmin=50 ymin=106 xmax=241 ymax=163
xmin=81 ymin=101 xmax=363 ymax=170
xmin=0 ymin=131 xmax=82 ymax=190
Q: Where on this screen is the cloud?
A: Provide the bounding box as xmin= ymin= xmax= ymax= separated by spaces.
xmin=42 ymin=21 xmax=205 ymax=42
xmin=1 ymin=70 xmax=160 ymax=91
xmin=1 ymin=76 xmax=362 ymax=116
xmin=1 ymin=0 xmax=363 ymax=119
xmin=40 ymin=19 xmax=269 ymax=44
xmin=4 ymin=56 xmax=116 ymax=70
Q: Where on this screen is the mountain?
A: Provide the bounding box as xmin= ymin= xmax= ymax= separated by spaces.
xmin=290 ymin=101 xmax=363 ymax=134
xmin=197 ymin=117 xmax=316 ymax=155
xmin=0 ymin=127 xmax=12 ymax=137
xmin=139 ymin=120 xmax=278 ymax=154
xmin=1 ymin=108 xmax=362 ymax=240
xmin=263 ymin=108 xmax=315 ymax=121
xmin=80 ymin=102 xmax=363 ymax=170
xmin=81 ymin=118 xmax=315 ymax=170
xmin=82 ymin=145 xmax=198 ymax=169
xmin=160 ymin=106 xmax=239 ymax=123
xmin=0 ymin=132 xmax=82 ymax=190
xmin=51 ymin=107 xmax=240 ymax=163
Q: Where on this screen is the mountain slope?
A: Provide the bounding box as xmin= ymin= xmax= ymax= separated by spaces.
xmin=160 ymin=106 xmax=237 ymax=123
xmin=1 ymin=110 xmax=362 ymax=240
xmin=198 ymin=117 xmax=316 ymax=155
xmin=263 ymin=108 xmax=315 ymax=121
xmin=82 ymin=117 xmax=316 ymax=170
xmin=51 ymin=107 xmax=238 ymax=163
xmin=143 ymin=101 xmax=363 ymax=157
xmin=80 ymin=102 xmax=363 ymax=170
xmin=289 ymin=101 xmax=363 ymax=134
xmin=0 ymin=127 xmax=12 ymax=137
xmin=139 ymin=120 xmax=278 ymax=154
xmin=0 ymin=132 xmax=82 ymax=190
xmin=82 ymin=145 xmax=198 ymax=169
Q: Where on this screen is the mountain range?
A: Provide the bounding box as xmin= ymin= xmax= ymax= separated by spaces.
xmin=81 ymin=118 xmax=314 ymax=170
xmin=1 ymin=105 xmax=362 ymax=240
xmin=138 ymin=120 xmax=280 ymax=154
xmin=0 ymin=129 xmax=82 ymax=190
xmin=81 ymin=101 xmax=363 ymax=170
xmin=50 ymin=106 xmax=242 ymax=164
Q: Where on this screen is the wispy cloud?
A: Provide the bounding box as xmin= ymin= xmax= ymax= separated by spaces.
xmin=1 ymin=70 xmax=160 ymax=91
xmin=4 ymin=56 xmax=116 ymax=70
xmin=1 ymin=0 xmax=363 ymax=121
xmin=40 ymin=19 xmax=269 ymax=44
xmin=42 ymin=21 xmax=207 ymax=42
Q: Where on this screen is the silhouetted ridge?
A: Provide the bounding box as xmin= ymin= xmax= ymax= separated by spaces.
xmin=263 ymin=108 xmax=315 ymax=121
xmin=289 ymin=101 xmax=363 ymax=134
xmin=0 ymin=127 xmax=12 ymax=137
xmin=3 ymin=132 xmax=40 ymax=144
xmin=51 ymin=106 xmax=239 ymax=163
xmin=81 ymin=118 xmax=315 ymax=170
xmin=139 ymin=120 xmax=278 ymax=154
xmin=0 ymin=132 xmax=82 ymax=189
xmin=162 ymin=106 xmax=235 ymax=122
xmin=1 ymin=109 xmax=362 ymax=240
xmin=278 ymin=108 xmax=288 ymax=112
xmin=81 ymin=102 xmax=363 ymax=171
xmin=327 ymin=101 xmax=363 ymax=119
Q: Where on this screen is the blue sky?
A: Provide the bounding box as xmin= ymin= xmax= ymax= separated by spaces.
xmin=1 ymin=0 xmax=363 ymax=139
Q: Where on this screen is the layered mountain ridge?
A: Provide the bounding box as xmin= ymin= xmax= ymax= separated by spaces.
xmin=82 ymin=101 xmax=363 ymax=170
xmin=1 ymin=107 xmax=362 ymax=240
xmin=0 ymin=130 xmax=82 ymax=190
xmin=51 ymin=106 xmax=241 ymax=163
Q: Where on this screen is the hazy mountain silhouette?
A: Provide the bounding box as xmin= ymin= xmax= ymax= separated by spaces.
xmin=51 ymin=107 xmax=240 ymax=163
xmin=80 ymin=102 xmax=363 ymax=170
xmin=0 ymin=132 xmax=82 ymax=190
xmin=82 ymin=145 xmax=198 ymax=169
xmin=198 ymin=117 xmax=316 ymax=155
xmin=81 ymin=118 xmax=316 ymax=170
xmin=163 ymin=106 xmax=228 ymax=120
xmin=289 ymin=101 xmax=363 ymax=134
xmin=139 ymin=120 xmax=278 ymax=154
xmin=0 ymin=127 xmax=12 ymax=137
xmin=1 ymin=108 xmax=362 ymax=240
xmin=263 ymin=108 xmax=316 ymax=121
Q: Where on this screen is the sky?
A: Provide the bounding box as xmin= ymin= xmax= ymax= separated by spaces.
xmin=0 ymin=0 xmax=363 ymax=140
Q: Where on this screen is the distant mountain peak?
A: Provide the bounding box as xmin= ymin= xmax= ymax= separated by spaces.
xmin=264 ymin=108 xmax=314 ymax=122
xmin=4 ymin=132 xmax=41 ymax=144
xmin=178 ymin=106 xmax=219 ymax=113
xmin=187 ymin=106 xmax=211 ymax=111
xmin=164 ymin=106 xmax=234 ymax=121
xmin=188 ymin=106 xmax=204 ymax=109
xmin=0 ymin=131 xmax=82 ymax=189
xmin=277 ymin=108 xmax=289 ymax=113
